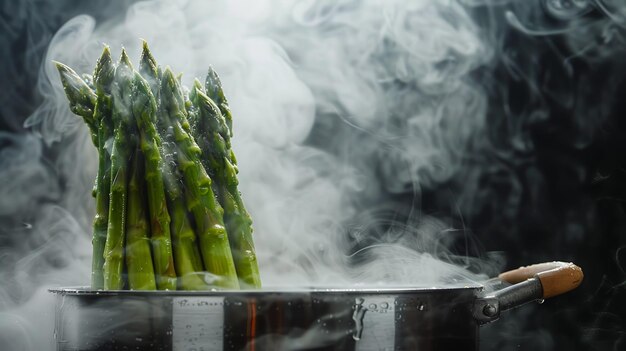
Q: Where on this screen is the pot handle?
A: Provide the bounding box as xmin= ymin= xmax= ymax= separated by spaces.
xmin=473 ymin=261 xmax=583 ymax=324
xmin=499 ymin=261 xmax=583 ymax=298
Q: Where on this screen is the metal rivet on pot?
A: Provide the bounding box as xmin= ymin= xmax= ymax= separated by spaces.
xmin=483 ymin=304 xmax=498 ymax=317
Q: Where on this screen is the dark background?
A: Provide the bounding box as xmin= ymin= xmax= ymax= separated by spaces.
xmin=1 ymin=1 xmax=624 ymax=350
xmin=466 ymin=4 xmax=626 ymax=350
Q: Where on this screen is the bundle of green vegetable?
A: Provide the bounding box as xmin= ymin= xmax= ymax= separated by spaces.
xmin=55 ymin=41 xmax=261 ymax=290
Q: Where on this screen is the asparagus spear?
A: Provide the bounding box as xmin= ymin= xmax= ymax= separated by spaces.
xmin=125 ymin=146 xmax=157 ymax=290
xmin=90 ymin=46 xmax=115 ymax=289
xmin=205 ymin=67 xmax=238 ymax=166
xmin=131 ymin=68 xmax=177 ymax=291
xmin=160 ymin=67 xmax=239 ymax=289
xmin=205 ymin=67 xmax=233 ymax=139
xmin=54 ymin=61 xmax=98 ymax=145
xmin=139 ymin=42 xmax=208 ymax=290
xmin=161 ymin=110 xmax=210 ymax=290
xmin=190 ymin=81 xmax=261 ymax=288
xmin=102 ymin=49 xmax=134 ymax=290
xmin=167 ymin=169 xmax=211 ymax=290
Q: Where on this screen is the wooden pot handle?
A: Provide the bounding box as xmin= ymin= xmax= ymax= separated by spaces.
xmin=498 ymin=261 xmax=584 ymax=299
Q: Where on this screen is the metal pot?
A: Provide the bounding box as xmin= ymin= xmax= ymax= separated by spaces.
xmin=51 ymin=261 xmax=583 ymax=351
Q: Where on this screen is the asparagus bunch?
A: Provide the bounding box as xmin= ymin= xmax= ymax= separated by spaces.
xmin=55 ymin=42 xmax=261 ymax=290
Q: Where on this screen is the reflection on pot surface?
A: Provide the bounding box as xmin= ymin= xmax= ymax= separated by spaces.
xmin=53 ymin=288 xmax=479 ymax=351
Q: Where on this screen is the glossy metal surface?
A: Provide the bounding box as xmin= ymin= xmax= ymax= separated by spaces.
xmin=52 ymin=286 xmax=482 ymax=351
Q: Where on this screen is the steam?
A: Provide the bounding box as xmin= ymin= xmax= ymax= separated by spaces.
xmin=0 ymin=0 xmax=498 ymax=348
xmin=13 ymin=0 xmax=495 ymax=288
xmin=5 ymin=0 xmax=624 ymax=350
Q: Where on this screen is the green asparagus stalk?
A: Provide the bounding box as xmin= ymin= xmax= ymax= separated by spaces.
xmin=90 ymin=46 xmax=115 ymax=289
xmin=103 ymin=49 xmax=134 ymax=290
xmin=139 ymin=42 xmax=208 ymax=290
xmin=125 ymin=146 xmax=157 ymax=290
xmin=167 ymin=172 xmax=211 ymax=290
xmin=131 ymin=68 xmax=177 ymax=291
xmin=190 ymin=80 xmax=261 ymax=288
xmin=185 ymin=83 xmax=213 ymax=187
xmin=54 ymin=61 xmax=98 ymax=145
xmin=55 ymin=59 xmax=112 ymax=201
xmin=160 ymin=67 xmax=239 ymax=289
xmin=163 ymin=138 xmax=209 ymax=290
xmin=161 ymin=106 xmax=210 ymax=290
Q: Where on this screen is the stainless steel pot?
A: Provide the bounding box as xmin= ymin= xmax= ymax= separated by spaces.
xmin=51 ymin=261 xmax=583 ymax=351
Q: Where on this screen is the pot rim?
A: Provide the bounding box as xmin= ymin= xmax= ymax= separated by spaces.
xmin=50 ymin=284 xmax=484 ymax=296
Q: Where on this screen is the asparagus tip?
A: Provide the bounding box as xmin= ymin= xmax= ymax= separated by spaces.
xmin=101 ymin=44 xmax=111 ymax=57
xmin=99 ymin=46 xmax=112 ymax=65
xmin=205 ymin=66 xmax=228 ymax=109
xmin=206 ymin=66 xmax=221 ymax=87
xmin=139 ymin=40 xmax=160 ymax=88
xmin=140 ymin=39 xmax=154 ymax=63
xmin=162 ymin=66 xmax=176 ymax=83
xmin=53 ymin=60 xmax=71 ymax=73
xmin=193 ymin=78 xmax=203 ymax=91
xmin=119 ymin=48 xmax=133 ymax=68
xmin=54 ymin=61 xmax=96 ymax=103
xmin=207 ymin=65 xmax=217 ymax=78
xmin=94 ymin=46 xmax=114 ymax=89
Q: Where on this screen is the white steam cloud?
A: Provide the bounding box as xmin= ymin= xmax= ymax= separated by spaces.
xmin=0 ymin=0 xmax=499 ymax=349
